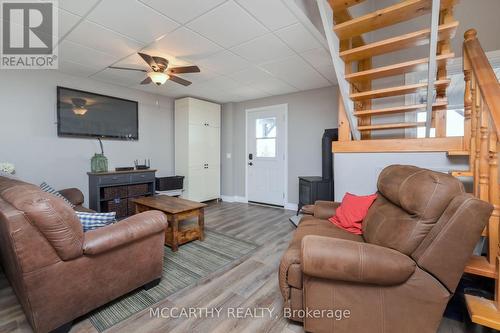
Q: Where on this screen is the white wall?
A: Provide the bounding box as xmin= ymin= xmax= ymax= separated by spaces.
xmin=0 ymin=70 xmax=175 ymax=206
xmin=334 ymin=152 xmax=470 ymax=201
xmin=221 ymin=86 xmax=338 ymax=206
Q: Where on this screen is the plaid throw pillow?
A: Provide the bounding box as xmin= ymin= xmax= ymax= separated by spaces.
xmin=40 ymin=182 xmax=76 ymax=208
xmin=76 ymin=211 xmax=116 ymax=232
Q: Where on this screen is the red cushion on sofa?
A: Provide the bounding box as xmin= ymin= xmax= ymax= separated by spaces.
xmin=329 ymin=192 xmax=377 ymax=235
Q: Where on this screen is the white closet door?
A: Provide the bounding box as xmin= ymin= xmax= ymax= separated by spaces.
xmin=187 ymin=168 xmax=206 ymax=202
xmin=205 ymin=167 xmax=220 ymax=200
xmin=204 ymin=125 xmax=220 ymax=167
xmin=188 ymin=124 xmax=206 ymax=169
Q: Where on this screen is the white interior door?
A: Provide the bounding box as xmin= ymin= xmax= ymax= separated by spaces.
xmin=247 ymin=105 xmax=286 ymax=206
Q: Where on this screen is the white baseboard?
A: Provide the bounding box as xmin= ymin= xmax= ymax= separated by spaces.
xmin=220 ymin=195 xmax=248 ymax=203
xmin=221 ymin=196 xmax=296 ymax=211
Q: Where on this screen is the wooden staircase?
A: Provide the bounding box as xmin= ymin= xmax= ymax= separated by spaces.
xmin=326 ymin=0 xmax=458 ymax=139
xmin=320 ymin=0 xmax=500 ymax=330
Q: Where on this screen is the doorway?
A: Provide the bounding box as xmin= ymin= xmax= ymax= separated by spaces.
xmin=246 ymin=104 xmax=288 ymax=207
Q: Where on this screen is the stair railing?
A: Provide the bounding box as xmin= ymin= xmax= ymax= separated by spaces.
xmin=316 ymin=0 xmax=360 ymax=140
xmin=463 ymin=29 xmax=500 ymax=317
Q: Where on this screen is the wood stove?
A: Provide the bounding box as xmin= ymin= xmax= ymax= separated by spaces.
xmin=297 ymin=129 xmax=338 ymax=214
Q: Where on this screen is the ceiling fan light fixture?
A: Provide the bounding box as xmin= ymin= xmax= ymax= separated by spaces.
xmin=73 ymin=107 xmax=88 ymax=116
xmin=148 ymin=71 xmax=169 ymax=85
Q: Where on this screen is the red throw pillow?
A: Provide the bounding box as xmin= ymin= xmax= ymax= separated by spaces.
xmin=329 ymin=192 xmax=378 ymax=235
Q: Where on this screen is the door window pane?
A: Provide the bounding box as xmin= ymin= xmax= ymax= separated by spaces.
xmin=256 ymin=138 xmax=276 ymax=157
xmin=256 ymin=117 xmax=276 ymax=138
xmin=256 ymin=117 xmax=276 ymax=158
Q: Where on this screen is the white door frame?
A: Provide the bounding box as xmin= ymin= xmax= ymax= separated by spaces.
xmin=245 ymin=104 xmax=288 ymax=207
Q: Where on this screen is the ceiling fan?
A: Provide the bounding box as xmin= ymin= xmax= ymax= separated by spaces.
xmin=108 ymin=52 xmax=200 ymax=86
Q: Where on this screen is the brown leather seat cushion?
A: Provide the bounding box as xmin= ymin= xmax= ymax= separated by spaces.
xmin=280 ymin=218 xmax=364 ymax=291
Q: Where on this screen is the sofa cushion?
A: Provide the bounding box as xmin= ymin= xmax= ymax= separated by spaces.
xmin=2 ymin=183 xmax=84 ymax=260
xmin=363 ymin=165 xmax=464 ymax=255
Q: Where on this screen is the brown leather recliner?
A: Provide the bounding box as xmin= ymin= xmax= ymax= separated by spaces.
xmin=0 ymin=177 xmax=168 ymax=333
xmin=279 ymin=165 xmax=493 ymax=333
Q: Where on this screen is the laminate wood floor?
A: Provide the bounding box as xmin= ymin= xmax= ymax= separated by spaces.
xmin=0 ymin=202 xmax=468 ymax=333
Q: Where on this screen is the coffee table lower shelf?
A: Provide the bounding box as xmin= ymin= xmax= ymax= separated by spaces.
xmin=132 ymin=195 xmax=206 ymax=252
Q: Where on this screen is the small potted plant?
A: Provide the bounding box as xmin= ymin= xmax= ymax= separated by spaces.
xmin=0 ymin=162 xmax=15 ymax=175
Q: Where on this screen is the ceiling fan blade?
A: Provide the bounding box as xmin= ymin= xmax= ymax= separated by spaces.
xmin=109 ymin=66 xmax=147 ymax=72
xmin=169 ymin=75 xmax=192 ymax=86
xmin=152 ymin=56 xmax=168 ymax=70
xmin=168 ymin=65 xmax=201 ymax=74
xmin=140 ymin=77 xmax=152 ymax=85
xmin=138 ymin=52 xmax=157 ymax=69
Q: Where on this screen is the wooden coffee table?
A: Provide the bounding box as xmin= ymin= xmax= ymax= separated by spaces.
xmin=131 ymin=195 xmax=207 ymax=252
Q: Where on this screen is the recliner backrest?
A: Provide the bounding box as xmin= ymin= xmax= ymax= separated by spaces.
xmin=363 ymin=165 xmax=464 ymax=255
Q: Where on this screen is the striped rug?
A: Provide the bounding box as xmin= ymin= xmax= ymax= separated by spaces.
xmin=87 ymin=230 xmax=258 ymax=332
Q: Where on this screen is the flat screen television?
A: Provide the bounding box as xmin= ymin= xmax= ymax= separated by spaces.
xmin=57 ymin=87 xmax=139 ymax=140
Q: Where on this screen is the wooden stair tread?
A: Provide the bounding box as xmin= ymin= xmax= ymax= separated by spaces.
xmin=450 ymin=170 xmax=473 ymax=177
xmin=465 ymin=295 xmax=500 ymax=331
xmin=464 ymin=256 xmax=497 ymax=278
xmin=358 ymin=122 xmax=425 ymax=131
xmin=447 ymin=150 xmax=470 ymax=156
xmin=333 ymin=0 xmax=456 ymax=39
xmin=340 ymin=22 xmax=459 ymax=62
xmin=350 ymin=80 xmax=450 ymax=101
xmin=354 ymin=101 xmax=447 ymax=116
xmin=328 ymin=0 xmax=366 ymax=11
xmin=346 ymin=53 xmax=454 ymax=83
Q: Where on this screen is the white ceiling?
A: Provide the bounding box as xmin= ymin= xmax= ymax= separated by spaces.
xmin=49 ymin=0 xmax=335 ymax=103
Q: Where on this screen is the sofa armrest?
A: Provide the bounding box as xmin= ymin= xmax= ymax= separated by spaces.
xmin=301 ymin=235 xmax=416 ymax=286
xmin=313 ymin=201 xmax=340 ymax=219
xmin=83 ymin=211 xmax=167 ymax=255
xmin=58 ymin=188 xmax=85 ymax=206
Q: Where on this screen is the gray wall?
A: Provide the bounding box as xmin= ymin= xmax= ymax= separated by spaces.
xmin=221 ymin=86 xmax=338 ymax=205
xmin=334 ymin=152 xmax=470 ymax=201
xmin=0 ymin=70 xmax=175 ymax=206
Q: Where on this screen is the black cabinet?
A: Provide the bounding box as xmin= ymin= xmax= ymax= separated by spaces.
xmin=88 ymin=170 xmax=156 ymax=218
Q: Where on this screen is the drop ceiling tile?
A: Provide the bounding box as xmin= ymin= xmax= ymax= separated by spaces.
xmin=231 ymin=33 xmax=294 ymax=64
xmin=57 ymin=60 xmax=101 ymax=77
xmin=138 ymin=0 xmax=226 ymax=24
xmin=275 ymin=23 xmax=323 ymax=53
xmin=197 ymin=50 xmax=250 ymax=75
xmin=300 ymin=48 xmax=333 ymax=68
xmin=260 ymin=55 xmax=331 ymax=91
xmin=144 ymin=28 xmax=222 ymax=62
xmin=57 ymin=40 xmax=120 ymax=69
xmin=54 ymin=0 xmax=100 ymax=16
xmin=227 ymin=67 xmax=298 ymax=95
xmin=91 ymin=68 xmax=146 ymax=87
xmin=180 ymin=67 xmax=218 ymax=84
xmin=235 ymin=0 xmax=297 ymax=31
xmin=187 ymin=1 xmax=268 ymax=48
xmin=65 ymin=20 xmax=144 ymax=58
xmin=231 ymin=85 xmax=270 ymax=101
xmin=87 ymin=0 xmax=179 ymax=44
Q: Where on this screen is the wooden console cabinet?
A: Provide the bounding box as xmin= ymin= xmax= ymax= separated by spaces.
xmin=88 ymin=169 xmax=156 ymax=218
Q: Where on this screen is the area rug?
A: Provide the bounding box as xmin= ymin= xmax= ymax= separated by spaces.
xmin=87 ymin=230 xmax=258 ymax=332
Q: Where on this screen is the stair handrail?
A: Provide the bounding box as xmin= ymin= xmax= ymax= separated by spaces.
xmin=464 ymin=29 xmax=500 ymax=139
xmin=316 ymin=0 xmax=360 ymax=140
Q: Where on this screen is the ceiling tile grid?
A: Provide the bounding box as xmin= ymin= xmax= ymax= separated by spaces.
xmin=51 ymin=0 xmax=335 ymax=103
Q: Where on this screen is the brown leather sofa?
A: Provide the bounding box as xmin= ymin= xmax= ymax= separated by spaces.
xmin=279 ymin=165 xmax=493 ymax=333
xmin=0 ymin=176 xmax=168 ymax=333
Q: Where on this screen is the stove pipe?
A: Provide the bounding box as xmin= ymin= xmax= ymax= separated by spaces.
xmin=322 ymin=129 xmax=338 ymax=180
